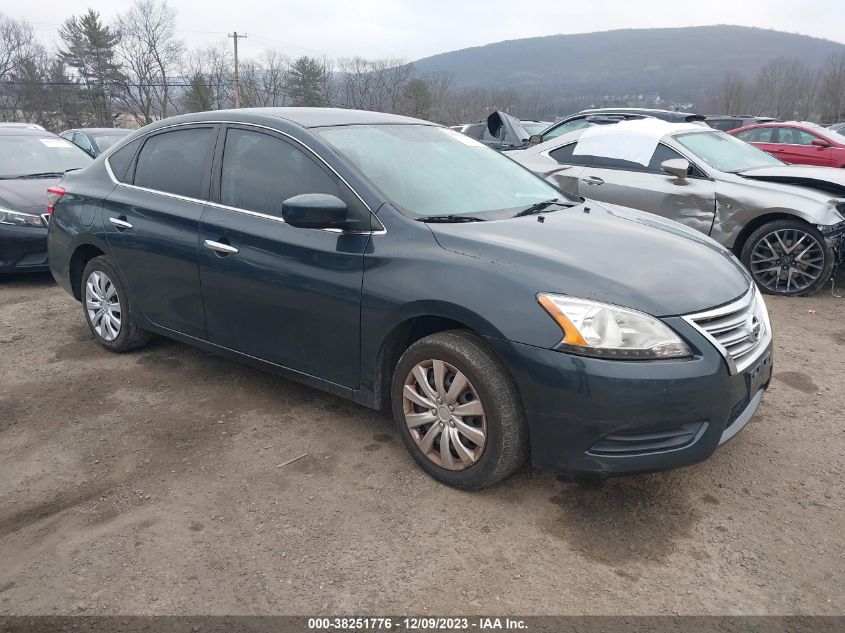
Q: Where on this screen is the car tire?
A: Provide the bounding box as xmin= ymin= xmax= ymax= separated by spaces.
xmin=740 ymin=219 xmax=834 ymax=297
xmin=80 ymin=256 xmax=151 ymax=352
xmin=391 ymin=330 xmax=528 ymax=490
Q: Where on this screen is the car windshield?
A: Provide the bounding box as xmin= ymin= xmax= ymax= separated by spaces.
xmin=674 ymin=130 xmax=783 ymax=173
xmin=316 ymin=124 xmax=560 ymax=218
xmin=543 ymin=118 xmax=593 ymax=141
xmin=819 ymin=127 xmax=845 ymax=145
xmin=521 ymin=122 xmax=548 ymax=135
xmin=0 ymin=134 xmax=92 ymax=178
xmin=92 ymin=132 xmax=129 ymax=152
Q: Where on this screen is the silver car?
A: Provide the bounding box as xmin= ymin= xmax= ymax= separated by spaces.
xmin=509 ymin=120 xmax=845 ymax=296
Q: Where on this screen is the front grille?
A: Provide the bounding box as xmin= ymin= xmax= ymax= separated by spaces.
xmin=589 ymin=422 xmax=707 ymax=456
xmin=683 ymin=287 xmax=771 ymax=375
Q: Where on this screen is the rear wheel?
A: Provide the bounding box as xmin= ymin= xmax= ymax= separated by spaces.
xmin=391 ymin=330 xmax=528 ymax=490
xmin=741 ymin=219 xmax=833 ymax=296
xmin=81 ymin=256 xmax=151 ymax=352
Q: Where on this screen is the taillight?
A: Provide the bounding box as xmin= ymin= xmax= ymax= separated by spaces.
xmin=46 ymin=186 xmax=65 ymax=214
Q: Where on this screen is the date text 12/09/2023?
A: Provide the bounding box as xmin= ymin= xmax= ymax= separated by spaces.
xmin=307 ymin=617 xmax=528 ymax=631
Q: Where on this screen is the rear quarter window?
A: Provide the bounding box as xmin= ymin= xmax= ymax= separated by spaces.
xmin=107 ymin=137 xmax=142 ymax=183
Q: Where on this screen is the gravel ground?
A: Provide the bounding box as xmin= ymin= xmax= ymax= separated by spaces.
xmin=0 ymin=271 xmax=843 ymax=616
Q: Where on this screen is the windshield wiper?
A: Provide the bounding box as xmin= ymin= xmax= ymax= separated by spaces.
xmin=11 ymin=171 xmax=65 ymax=179
xmin=417 ymin=215 xmax=486 ymax=223
xmin=513 ymin=199 xmax=562 ymax=217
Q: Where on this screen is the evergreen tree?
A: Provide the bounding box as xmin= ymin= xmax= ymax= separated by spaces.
xmin=58 ymin=9 xmax=122 ymax=125
xmin=182 ymin=72 xmax=215 ymax=113
xmin=285 ymin=56 xmax=327 ymax=106
xmin=402 ymin=78 xmax=433 ymax=119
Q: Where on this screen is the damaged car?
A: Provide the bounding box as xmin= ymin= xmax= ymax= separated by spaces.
xmin=49 ymin=108 xmax=772 ymax=489
xmin=509 ymin=119 xmax=845 ymax=296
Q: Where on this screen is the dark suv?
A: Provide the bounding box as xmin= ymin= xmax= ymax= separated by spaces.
xmin=48 ymin=108 xmax=772 ymax=489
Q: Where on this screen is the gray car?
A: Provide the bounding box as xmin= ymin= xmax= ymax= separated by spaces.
xmin=509 ymin=120 xmax=845 ymax=296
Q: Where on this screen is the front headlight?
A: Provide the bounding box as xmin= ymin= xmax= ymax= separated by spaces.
xmin=537 ymin=293 xmax=692 ymax=359
xmin=0 ymin=207 xmax=44 ymax=228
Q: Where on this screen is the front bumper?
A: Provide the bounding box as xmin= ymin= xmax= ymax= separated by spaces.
xmin=0 ymin=223 xmax=49 ymax=273
xmin=487 ymin=320 xmax=773 ymax=476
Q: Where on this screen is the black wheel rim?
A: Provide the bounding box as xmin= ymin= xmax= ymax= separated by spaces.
xmin=749 ymin=228 xmax=825 ymax=294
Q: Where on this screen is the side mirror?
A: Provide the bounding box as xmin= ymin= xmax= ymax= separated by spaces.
xmin=661 ymin=158 xmax=691 ymax=179
xmin=529 ymin=134 xmax=543 ymax=145
xmin=811 ymin=139 xmax=830 ymax=148
xmin=281 ymin=193 xmax=349 ymax=230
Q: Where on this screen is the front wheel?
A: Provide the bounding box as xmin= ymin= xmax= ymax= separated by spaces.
xmin=391 ymin=330 xmax=528 ymax=490
xmin=740 ymin=219 xmax=834 ymax=296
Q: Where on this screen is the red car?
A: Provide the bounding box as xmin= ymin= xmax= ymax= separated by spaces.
xmin=729 ymin=122 xmax=845 ymax=168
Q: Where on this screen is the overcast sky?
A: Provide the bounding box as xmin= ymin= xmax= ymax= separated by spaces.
xmin=6 ymin=0 xmax=844 ymax=61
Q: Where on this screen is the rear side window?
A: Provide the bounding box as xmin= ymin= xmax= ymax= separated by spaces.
xmin=549 ymin=142 xmax=591 ymax=166
xmin=736 ymin=127 xmax=775 ymax=143
xmin=220 ymin=128 xmax=339 ymax=217
xmin=107 ymin=136 xmax=142 ymax=183
xmin=134 ymin=128 xmax=215 ymax=198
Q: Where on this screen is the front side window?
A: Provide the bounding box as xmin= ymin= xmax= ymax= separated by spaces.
xmin=317 ymin=125 xmax=559 ymax=219
xmin=0 ymin=134 xmax=91 ymax=179
xmin=736 ymin=127 xmax=775 ymax=143
xmin=73 ymin=133 xmax=93 ymax=153
xmin=646 ymin=144 xmax=688 ymax=173
xmin=674 ymin=131 xmax=783 ymax=173
xmin=134 ymin=127 xmax=215 ymax=199
xmin=220 ymin=128 xmax=340 ymax=217
xmin=777 ymin=127 xmax=817 ymax=146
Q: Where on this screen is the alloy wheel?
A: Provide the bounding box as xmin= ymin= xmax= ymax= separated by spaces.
xmin=749 ymin=228 xmax=825 ymax=294
xmin=402 ymin=359 xmax=487 ymax=471
xmin=85 ymin=270 xmax=122 ymax=341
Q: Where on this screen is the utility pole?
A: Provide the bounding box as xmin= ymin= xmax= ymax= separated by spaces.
xmin=228 ymin=31 xmax=247 ymax=108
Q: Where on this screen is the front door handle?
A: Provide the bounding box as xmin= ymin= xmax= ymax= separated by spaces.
xmin=108 ymin=217 xmax=133 ymax=230
xmin=581 ymin=176 xmax=605 ymax=186
xmin=204 ymin=239 xmax=239 ymax=255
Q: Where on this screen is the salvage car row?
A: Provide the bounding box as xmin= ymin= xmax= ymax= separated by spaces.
xmin=2 ymin=107 xmax=843 ymax=491
xmin=479 ymin=110 xmax=845 ymax=296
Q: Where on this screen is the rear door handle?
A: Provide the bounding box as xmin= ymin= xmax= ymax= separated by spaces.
xmin=204 ymin=239 xmax=239 ymax=255
xmin=581 ymin=176 xmax=605 ymax=186
xmin=108 ymin=217 xmax=133 ymax=230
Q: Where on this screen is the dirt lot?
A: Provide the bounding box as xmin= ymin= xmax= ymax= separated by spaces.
xmin=0 ymin=271 xmax=843 ymax=616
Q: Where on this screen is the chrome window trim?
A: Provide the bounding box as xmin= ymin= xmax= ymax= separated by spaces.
xmin=103 ymin=119 xmax=386 ymax=235
xmin=682 ymin=286 xmax=772 ymax=376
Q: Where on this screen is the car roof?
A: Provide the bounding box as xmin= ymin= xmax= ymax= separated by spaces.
xmin=0 ymin=127 xmax=57 ymax=138
xmin=530 ymin=118 xmax=710 ymax=153
xmin=67 ymin=127 xmax=133 ymax=133
xmin=149 ymin=108 xmax=434 ymax=130
xmin=577 ymin=108 xmax=705 ymax=121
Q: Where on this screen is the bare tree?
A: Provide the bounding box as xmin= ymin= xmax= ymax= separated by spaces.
xmin=710 ymin=72 xmax=749 ymax=115
xmin=753 ymin=58 xmax=814 ymax=119
xmin=374 ymin=58 xmax=414 ymax=113
xmin=181 ymin=43 xmax=232 ymax=111
xmin=817 ymin=52 xmax=845 ymax=123
xmin=114 ymin=0 xmax=183 ymax=125
xmin=0 ymin=13 xmax=37 ymax=121
xmin=0 ymin=13 xmax=34 ymax=81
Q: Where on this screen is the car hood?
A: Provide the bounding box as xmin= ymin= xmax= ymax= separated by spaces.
xmin=429 ymin=201 xmax=751 ymax=317
xmin=487 ymin=111 xmax=532 ymax=148
xmin=737 ymin=165 xmax=845 ymax=196
xmin=0 ymin=177 xmax=59 ymax=214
